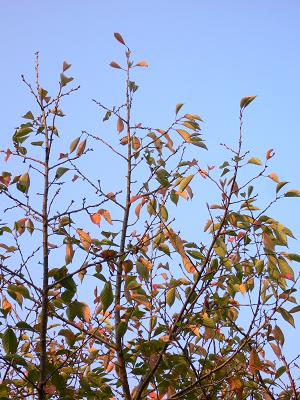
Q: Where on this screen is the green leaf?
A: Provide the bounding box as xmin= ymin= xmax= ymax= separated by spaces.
xmin=166 ymin=287 xmax=175 ymax=306
xmin=17 ymin=172 xmax=30 ymax=193
xmin=22 ymin=111 xmax=34 ymax=120
xmin=278 ymin=307 xmax=295 ymax=328
xmin=289 ymin=305 xmax=300 ymax=314
xmin=278 ymin=257 xmax=294 ymax=281
xmin=2 ymin=328 xmax=18 ymax=354
xmin=276 ymin=181 xmax=288 ymax=194
xmin=284 ymin=189 xmax=300 ymax=197
xmin=255 ymin=259 xmax=264 ymax=275
xmin=240 ymin=96 xmax=256 ymax=109
xmin=55 ymin=167 xmax=69 ymax=180
xmin=16 ymin=321 xmax=36 ymax=332
xmin=282 ymin=253 xmax=300 ymax=263
xmin=175 ymin=103 xmax=184 ymax=115
xmin=31 ymin=141 xmax=43 ymax=146
xmin=101 ymin=282 xmax=113 ymax=311
xmin=202 ymin=316 xmax=215 ymax=328
xmin=247 ymin=157 xmax=262 ymax=166
xmin=273 ymin=325 xmax=285 ymax=346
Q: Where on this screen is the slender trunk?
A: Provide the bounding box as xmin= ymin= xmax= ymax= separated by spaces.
xmin=38 ymin=105 xmax=50 ymax=400
xmin=114 ymin=56 xmax=132 ymax=400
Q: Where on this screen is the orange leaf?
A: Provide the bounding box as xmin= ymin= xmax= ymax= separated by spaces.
xmin=65 ymin=242 xmax=74 ymax=265
xmin=99 ymin=209 xmax=112 ymax=225
xmin=110 ymin=61 xmax=121 ymax=69
xmin=249 ymin=348 xmax=261 ymax=375
xmin=4 ymin=149 xmax=12 ymax=162
xmin=130 ymin=194 xmax=142 ymax=203
xmin=268 ymin=172 xmax=280 ymax=183
xmin=135 ymin=60 xmax=148 ymax=67
xmin=266 ymin=149 xmax=275 ymax=160
xmin=114 ymin=32 xmax=126 ymax=45
xmin=117 ymin=117 xmax=124 ymax=133
xmin=90 ymin=213 xmax=101 ymax=227
xmin=168 ymin=228 xmax=195 ymax=273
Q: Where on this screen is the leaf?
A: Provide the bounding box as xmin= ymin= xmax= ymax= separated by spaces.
xmin=247 ymin=157 xmax=262 ymax=166
xmin=76 ymin=229 xmax=92 ymax=251
xmin=65 ymin=242 xmax=74 ymax=265
xmin=175 ymin=103 xmax=184 ymax=115
xmin=63 ymin=61 xmax=72 ymax=71
xmin=135 ymin=60 xmax=148 ymax=67
xmin=278 ymin=307 xmax=295 ymax=328
xmin=2 ymin=328 xmax=18 ymax=354
xmin=55 ymin=167 xmax=69 ymax=180
xmin=60 ymin=73 xmax=74 ymax=87
xmin=278 ymin=257 xmax=294 ymax=281
xmin=168 ymin=229 xmax=195 ymax=273
xmin=76 ymin=139 xmax=87 ymax=156
xmin=17 ymin=172 xmax=30 ymax=193
xmin=178 ymin=175 xmax=193 ymax=192
xmin=114 ymin=32 xmax=126 ymax=45
xmin=276 ymin=181 xmax=288 ymax=194
xmin=68 ymin=301 xmax=90 ymax=322
xmin=270 ymin=342 xmax=282 ymax=359
xmin=117 ymin=117 xmax=124 ymax=133
xmin=176 ymin=129 xmax=191 ymax=142
xmin=266 ymin=149 xmax=275 ymax=160
xmin=284 ymin=189 xmax=300 ymax=197
xmin=110 ymin=61 xmax=122 ymax=69
xmin=69 ymin=137 xmax=80 ymax=153
xmin=22 ymin=111 xmax=34 ymax=120
xmin=249 ymin=348 xmax=261 ymax=374
xmin=273 ymin=325 xmax=285 ymax=346
xmin=101 ymin=282 xmax=113 ymax=311
xmin=240 ymin=96 xmax=256 ymax=109
xmin=90 ymin=213 xmax=101 ymax=227
xmin=132 ymin=136 xmax=141 ymax=150
xmin=99 ymin=209 xmax=113 ymax=225
xmin=268 ymin=172 xmax=280 ymax=183
xmin=282 ymin=253 xmax=300 ymax=263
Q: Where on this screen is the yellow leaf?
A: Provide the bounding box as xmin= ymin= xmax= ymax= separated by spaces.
xmin=176 ymin=129 xmax=191 ymax=142
xmin=76 ymin=229 xmax=92 ymax=251
xmin=135 ymin=60 xmax=148 ymax=67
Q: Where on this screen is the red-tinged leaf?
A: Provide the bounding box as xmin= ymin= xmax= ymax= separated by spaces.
xmin=63 ymin=61 xmax=71 ymax=71
xmin=130 ymin=194 xmax=142 ymax=203
xmin=135 ymin=198 xmax=147 ymax=218
xmin=278 ymin=257 xmax=294 ymax=281
xmin=59 ymin=152 xmax=68 ymax=159
xmin=4 ymin=149 xmax=12 ymax=162
xmin=76 ymin=139 xmax=87 ymax=156
xmin=249 ymin=348 xmax=261 ymax=374
xmin=117 ymin=117 xmax=124 ymax=133
xmin=106 ymin=192 xmax=116 ymax=201
xmin=268 ymin=172 xmax=280 ymax=183
xmin=135 ymin=60 xmax=148 ymax=67
xmin=44 ymin=385 xmax=56 ymax=395
xmin=269 ymin=342 xmax=282 ymax=359
xmin=99 ymin=209 xmax=112 ymax=225
xmin=90 ymin=213 xmax=101 ymax=227
xmin=110 ymin=61 xmax=122 ymax=69
xmin=266 ymin=149 xmax=275 ymax=160
xmin=114 ymin=32 xmax=126 ymax=45
xmin=72 ymin=174 xmax=79 ymax=182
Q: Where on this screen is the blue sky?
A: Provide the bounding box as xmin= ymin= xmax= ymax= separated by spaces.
xmin=1 ymin=0 xmax=300 ymax=361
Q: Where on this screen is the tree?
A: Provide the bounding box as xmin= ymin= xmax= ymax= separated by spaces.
xmin=0 ymin=32 xmax=300 ymax=400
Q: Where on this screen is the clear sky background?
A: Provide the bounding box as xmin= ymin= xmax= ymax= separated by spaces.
xmin=1 ymin=0 xmax=300 ymax=360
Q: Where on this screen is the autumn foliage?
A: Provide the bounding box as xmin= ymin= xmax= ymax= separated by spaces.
xmin=0 ymin=33 xmax=300 ymax=399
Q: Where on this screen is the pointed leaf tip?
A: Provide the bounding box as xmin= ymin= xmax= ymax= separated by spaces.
xmin=114 ymin=32 xmax=126 ymax=46
xmin=240 ymin=96 xmax=256 ymax=109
